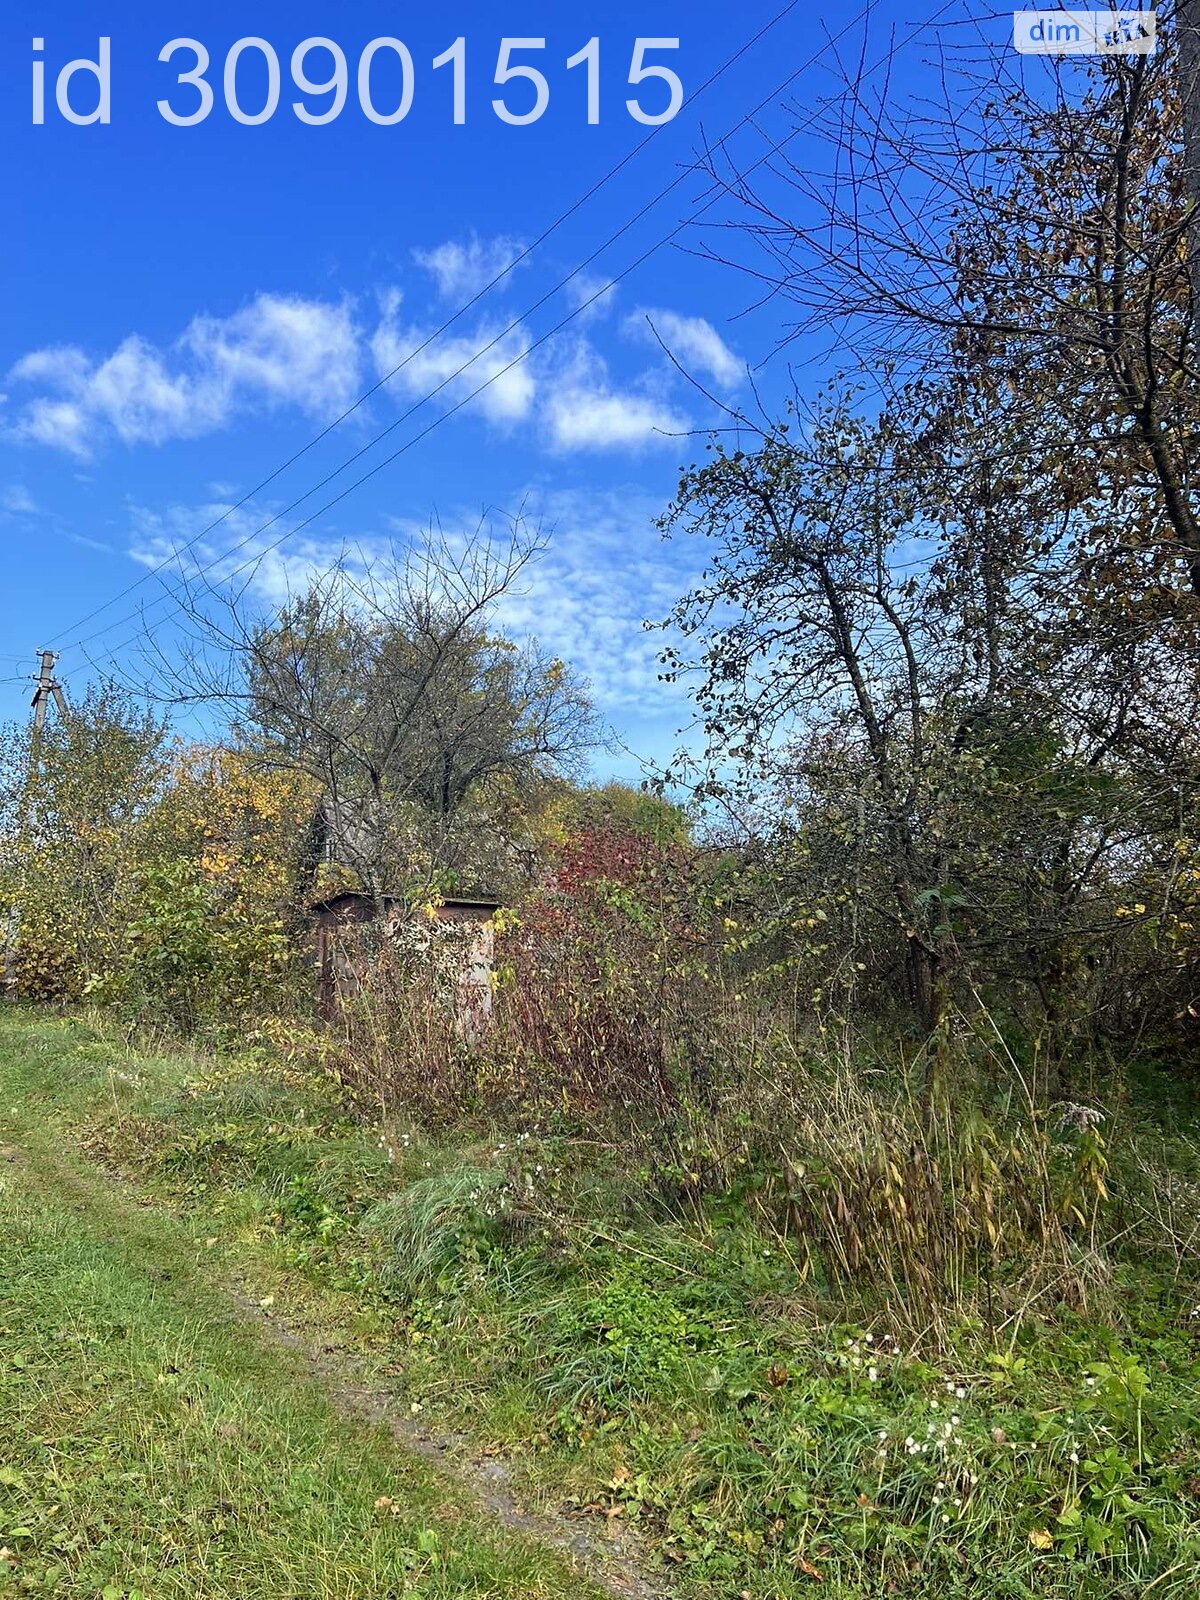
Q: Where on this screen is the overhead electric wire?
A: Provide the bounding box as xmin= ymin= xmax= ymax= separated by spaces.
xmin=60 ymin=3 xmax=937 ymax=667
xmin=68 ymin=2 xmax=961 ymax=690
xmin=45 ymin=0 xmax=811 ymax=654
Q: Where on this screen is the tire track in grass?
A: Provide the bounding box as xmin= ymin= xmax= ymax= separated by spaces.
xmin=0 ymin=1052 xmax=662 ymax=1600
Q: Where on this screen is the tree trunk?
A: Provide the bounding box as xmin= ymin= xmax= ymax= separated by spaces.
xmin=1178 ymin=0 xmax=1200 ymax=354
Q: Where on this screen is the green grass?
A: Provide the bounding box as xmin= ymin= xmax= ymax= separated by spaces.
xmin=0 ymin=1025 xmax=615 ymax=1599
xmin=1 ymin=1009 xmax=1199 ymax=1599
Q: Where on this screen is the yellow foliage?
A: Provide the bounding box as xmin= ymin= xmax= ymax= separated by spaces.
xmin=4 ymin=739 xmax=319 ymax=1017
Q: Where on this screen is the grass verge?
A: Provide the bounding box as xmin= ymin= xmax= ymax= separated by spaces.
xmin=1 ymin=1009 xmax=1199 ymax=1599
xmin=0 ymin=1021 xmax=619 ymax=1599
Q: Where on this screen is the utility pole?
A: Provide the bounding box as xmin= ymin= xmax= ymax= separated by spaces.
xmin=4 ymin=651 xmax=67 ymax=995
xmin=30 ymin=649 xmax=67 ymax=738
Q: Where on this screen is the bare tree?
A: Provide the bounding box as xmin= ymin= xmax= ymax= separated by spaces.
xmin=147 ymin=512 xmax=596 ymax=898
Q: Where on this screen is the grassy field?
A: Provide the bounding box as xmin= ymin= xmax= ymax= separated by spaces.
xmin=1 ymin=1009 xmax=1198 ymax=1599
xmin=0 ymin=1022 xmax=627 ymax=1599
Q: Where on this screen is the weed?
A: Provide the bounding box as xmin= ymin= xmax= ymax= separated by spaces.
xmin=3 ymin=1011 xmax=1199 ymax=1598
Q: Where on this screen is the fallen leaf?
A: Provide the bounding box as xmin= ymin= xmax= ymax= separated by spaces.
xmin=1028 ymin=1529 xmax=1053 ymax=1551
xmin=789 ymin=1552 xmax=824 ymax=1580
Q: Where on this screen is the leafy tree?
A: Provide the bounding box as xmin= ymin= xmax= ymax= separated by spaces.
xmin=172 ymin=521 xmax=596 ymax=897
xmin=660 ymin=385 xmax=1200 ymax=1069
xmin=121 ymin=746 xmax=319 ymax=1026
xmin=560 ymin=781 xmax=692 ymax=846
xmin=0 ymin=684 xmax=169 ymax=999
xmin=702 ymin=18 xmax=1199 ymax=606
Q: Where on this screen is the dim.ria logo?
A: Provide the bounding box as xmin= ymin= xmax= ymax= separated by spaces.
xmin=1012 ymin=4 xmax=1157 ymax=54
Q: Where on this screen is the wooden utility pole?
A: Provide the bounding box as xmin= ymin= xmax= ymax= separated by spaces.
xmin=2 ymin=653 xmax=64 ymax=995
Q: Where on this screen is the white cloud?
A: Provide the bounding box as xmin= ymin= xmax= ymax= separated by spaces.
xmin=89 ymin=336 xmax=210 ymax=446
xmin=127 ymin=484 xmax=699 ymax=720
xmin=4 ymin=276 xmax=712 ymax=468
xmin=543 ymin=383 xmax=687 ymax=453
xmin=626 ymin=308 xmax=743 ymax=388
xmin=10 ymin=346 xmax=92 ymax=388
xmin=413 ymin=233 xmax=528 ymax=300
xmin=566 ymin=272 xmax=619 ymax=322
xmin=126 ymin=499 xmax=385 ymax=613
xmin=490 ymin=488 xmax=698 ymax=713
xmin=371 ymin=295 xmax=535 ymax=425
xmin=18 ymin=397 xmax=93 ymax=456
xmin=381 ymin=487 xmax=700 ymax=717
xmin=1 ymin=484 xmax=38 ymax=515
xmin=7 ymin=294 xmax=362 ymax=456
xmin=120 ymin=484 xmax=708 ymax=780
xmin=536 ymin=336 xmax=690 ymax=452
xmin=185 ymin=296 xmax=361 ymax=415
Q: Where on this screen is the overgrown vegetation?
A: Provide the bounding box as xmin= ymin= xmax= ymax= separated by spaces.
xmin=2 ymin=1013 xmax=1198 ymax=1599
xmin=0 ymin=1019 xmax=615 ymax=1600
xmin=2 ymin=19 xmax=1200 ymax=1600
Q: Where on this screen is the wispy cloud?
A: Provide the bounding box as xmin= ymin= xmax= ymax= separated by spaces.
xmin=380 ymin=487 xmax=700 ymax=716
xmin=486 ymin=487 xmax=699 ymax=714
xmin=565 ymin=271 xmax=619 ymax=322
xmin=125 ymin=499 xmax=383 ymax=613
xmin=544 ymin=386 xmax=687 ymax=452
xmin=625 ymin=308 xmax=743 ymax=388
xmin=371 ymin=290 xmax=536 ymax=425
xmin=5 ymin=270 xmax=725 ymax=471
xmin=1 ymin=484 xmax=39 ymax=515
xmin=413 ymin=233 xmax=529 ymax=300
xmin=185 ymin=296 xmax=361 ymax=416
xmin=124 ymin=486 xmax=700 ymax=723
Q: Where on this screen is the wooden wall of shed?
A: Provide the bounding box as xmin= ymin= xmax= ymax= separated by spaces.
xmin=314 ymin=898 xmax=496 ymax=1031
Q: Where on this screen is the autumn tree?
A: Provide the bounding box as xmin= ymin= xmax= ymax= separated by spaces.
xmin=165 ymin=516 xmax=596 ymax=898
xmin=0 ymin=684 xmax=168 ymax=999
xmin=119 ymin=746 xmax=319 ymax=1028
xmin=700 ymin=13 xmax=1200 ymax=605
xmin=660 ymin=380 xmax=1200 ymax=1066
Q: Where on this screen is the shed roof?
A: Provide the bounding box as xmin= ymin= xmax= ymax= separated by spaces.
xmin=309 ymin=890 xmax=398 ymax=916
xmin=309 ymin=891 xmax=501 ymax=916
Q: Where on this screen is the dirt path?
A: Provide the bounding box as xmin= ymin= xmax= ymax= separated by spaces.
xmin=0 ymin=1074 xmax=669 ymax=1600
xmin=222 ymin=1281 xmax=669 ymax=1600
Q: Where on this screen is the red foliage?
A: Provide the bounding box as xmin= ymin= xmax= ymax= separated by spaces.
xmin=492 ymin=824 xmax=706 ymax=1114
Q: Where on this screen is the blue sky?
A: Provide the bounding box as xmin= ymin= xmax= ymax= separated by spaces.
xmin=0 ymin=0 xmax=986 ymax=779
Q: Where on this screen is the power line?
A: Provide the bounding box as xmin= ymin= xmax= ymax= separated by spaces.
xmin=61 ymin=4 xmax=935 ymax=670
xmin=46 ymin=0 xmax=811 ymax=654
xmin=71 ymin=2 xmax=961 ymax=689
